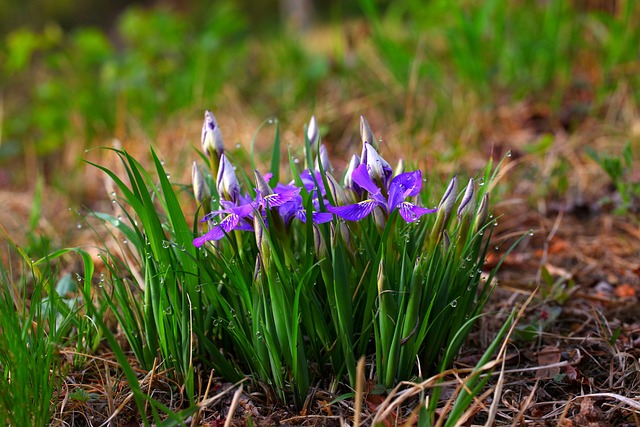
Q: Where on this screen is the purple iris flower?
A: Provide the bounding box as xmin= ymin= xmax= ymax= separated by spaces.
xmin=328 ymin=164 xmax=436 ymax=222
xmin=298 ymin=169 xmax=326 ymax=197
xmin=193 ymin=171 xmax=331 ymax=247
xmin=276 ymin=187 xmax=333 ymax=226
xmin=193 ymin=197 xmax=256 ymax=247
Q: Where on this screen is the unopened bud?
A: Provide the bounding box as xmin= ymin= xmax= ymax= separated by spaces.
xmin=360 ymin=115 xmax=378 ymax=150
xmin=307 ymin=116 xmax=319 ymax=147
xmin=201 ymin=110 xmax=224 ymax=159
xmin=439 ymin=175 xmax=458 ymax=217
xmin=442 ymin=230 xmax=451 ymax=252
xmin=254 ymin=214 xmax=270 ymax=266
xmin=313 ymin=224 xmax=327 ymax=259
xmin=254 ymin=170 xmax=274 ymax=197
xmin=456 ymin=178 xmax=475 ymax=222
xmin=428 ymin=176 xmax=458 ymax=250
xmin=217 ymin=154 xmax=240 ymax=202
xmin=326 ymin=172 xmax=349 ymax=206
xmin=305 ymin=116 xmax=320 ymax=168
xmin=191 ymin=161 xmax=209 ymax=204
xmin=362 ymin=143 xmax=392 ymax=187
xmin=377 ymin=258 xmax=386 ymax=295
xmin=314 ymin=144 xmax=334 ymax=174
xmin=473 ymin=193 xmax=490 ymax=234
xmin=343 ymin=154 xmax=361 ymax=189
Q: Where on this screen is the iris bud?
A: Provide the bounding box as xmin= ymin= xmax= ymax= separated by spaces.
xmin=254 ymin=170 xmax=274 ymax=197
xmin=326 ymin=172 xmax=350 ymax=206
xmin=439 ymin=175 xmax=458 ymax=218
xmin=305 ymin=116 xmax=320 ymax=169
xmin=217 ymin=154 xmax=240 ymax=202
xmin=201 ymin=110 xmax=224 ymax=159
xmin=314 ymin=144 xmax=334 ymax=174
xmin=473 ymin=193 xmax=490 ymax=234
xmin=457 ymin=178 xmax=475 ymax=222
xmin=191 ymin=161 xmax=209 ymax=204
xmin=343 ymin=154 xmax=361 ymax=189
xmin=428 ymin=176 xmax=458 ymax=250
xmin=307 ymin=116 xmax=319 ymax=148
xmin=362 ymin=143 xmax=392 ymax=188
xmin=360 ymin=115 xmax=378 ymax=151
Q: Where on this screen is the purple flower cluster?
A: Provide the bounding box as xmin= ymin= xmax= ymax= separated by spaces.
xmin=192 ymin=113 xmax=438 ymax=248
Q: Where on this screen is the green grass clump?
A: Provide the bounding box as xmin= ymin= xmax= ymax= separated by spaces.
xmin=88 ymin=112 xmax=518 ymax=410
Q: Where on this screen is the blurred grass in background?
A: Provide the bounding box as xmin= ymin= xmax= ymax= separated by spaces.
xmin=0 ymin=0 xmax=638 ymax=221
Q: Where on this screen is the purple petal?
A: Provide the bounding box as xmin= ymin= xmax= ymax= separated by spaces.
xmin=351 ymin=164 xmax=380 ymax=195
xmin=293 ymin=208 xmax=332 ymax=224
xmin=328 ymin=199 xmax=379 ymax=221
xmin=234 ymin=219 xmax=255 ymax=231
xmin=230 ymin=202 xmax=257 ymax=217
xmin=312 ymin=211 xmax=333 ymax=224
xmin=388 ymin=170 xmax=422 ymax=210
xmin=193 ymin=227 xmax=225 ymax=247
xmin=262 ymin=187 xmax=301 ymax=208
xmin=299 ymin=169 xmax=326 ymax=195
xmin=397 ymin=202 xmax=437 ymax=222
xmin=218 ymin=213 xmax=241 ymax=232
xmin=193 ymin=213 xmax=244 ymax=247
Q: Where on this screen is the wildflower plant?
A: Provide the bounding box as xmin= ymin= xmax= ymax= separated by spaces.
xmin=94 ymin=110 xmax=509 ymax=405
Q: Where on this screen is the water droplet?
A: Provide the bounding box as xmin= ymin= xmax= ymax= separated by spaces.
xmin=235 ymin=143 xmax=241 ymax=149
xmin=478 ymin=178 xmax=485 ymax=186
xmin=450 ymin=300 xmax=458 ymax=308
xmin=117 ymin=215 xmax=123 ymax=221
xmin=494 ymin=246 xmax=500 ymax=251
xmin=232 ymin=166 xmax=237 ymax=171
xmin=160 ymin=160 xmax=165 ymax=165
xmin=111 ymin=199 xmax=117 ymax=204
xmin=166 ymin=174 xmax=171 ymax=179
xmin=293 ymin=158 xmax=299 ymax=164
xmin=528 ymin=229 xmax=534 ymax=236
xmin=506 ymin=150 xmax=512 ymax=157
xmin=123 ymin=239 xmax=128 ymax=245
xmin=164 ymin=307 xmax=173 ymax=315
xmin=110 ymin=192 xmax=116 ymax=197
xmin=493 ymin=221 xmax=498 ymax=227
xmin=76 ymin=223 xmax=82 ymax=229
xmin=267 ymin=119 xmax=274 ymax=124
xmin=162 ymin=240 xmax=171 ymax=249
xmin=479 ymin=231 xmax=484 ymax=236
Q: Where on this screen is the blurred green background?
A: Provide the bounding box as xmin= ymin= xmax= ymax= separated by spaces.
xmin=1 ymin=0 xmax=638 ymax=203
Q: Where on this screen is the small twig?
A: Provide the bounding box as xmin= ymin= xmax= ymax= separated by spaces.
xmin=354 ymin=356 xmax=365 ymax=427
xmin=224 ymin=385 xmax=244 ymax=427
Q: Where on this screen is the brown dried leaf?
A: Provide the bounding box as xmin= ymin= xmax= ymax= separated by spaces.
xmin=536 ymin=346 xmax=561 ymax=379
